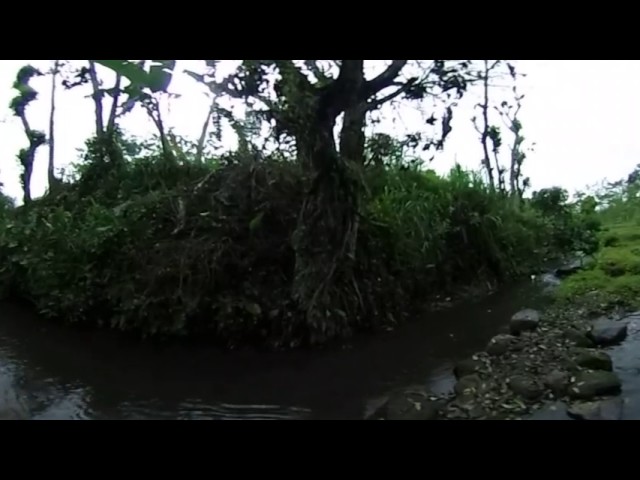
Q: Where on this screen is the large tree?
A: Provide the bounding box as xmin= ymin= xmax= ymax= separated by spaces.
xmin=210 ymin=60 xmax=473 ymax=342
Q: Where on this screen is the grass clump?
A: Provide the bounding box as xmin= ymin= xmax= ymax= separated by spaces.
xmin=557 ymin=223 xmax=640 ymax=308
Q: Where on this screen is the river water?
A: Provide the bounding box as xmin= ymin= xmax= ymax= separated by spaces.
xmin=0 ymin=281 xmax=550 ymax=420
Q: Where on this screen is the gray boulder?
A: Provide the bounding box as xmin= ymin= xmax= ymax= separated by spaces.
xmin=508 ymin=375 xmax=544 ymax=400
xmin=454 ymin=374 xmax=484 ymax=396
xmin=526 ymin=402 xmax=569 ymax=420
xmin=544 ymin=370 xmax=570 ymax=397
xmin=510 ymin=309 xmax=541 ymax=335
xmin=572 ymin=348 xmax=613 ymax=371
xmin=555 ymin=259 xmax=583 ymax=278
xmin=384 ymin=387 xmax=445 ymax=420
xmin=486 ymin=334 xmax=520 ymax=356
xmin=588 ymin=318 xmax=628 ymax=346
xmin=567 ymin=397 xmax=623 ymax=420
xmin=453 ymin=357 xmax=484 ymax=379
xmin=568 ymin=370 xmax=622 ymax=400
xmin=564 ymin=328 xmax=595 ymax=348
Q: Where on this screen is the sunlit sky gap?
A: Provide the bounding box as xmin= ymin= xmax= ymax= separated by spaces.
xmin=1 ymin=60 xmax=639 ymax=202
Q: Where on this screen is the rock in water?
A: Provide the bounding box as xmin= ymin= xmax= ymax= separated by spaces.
xmin=568 ymin=371 xmax=622 ymax=400
xmin=508 ymin=375 xmax=544 ymax=400
xmin=588 ymin=318 xmax=628 ymax=346
xmin=454 ymin=374 xmax=483 ymax=396
xmin=453 ymin=358 xmax=484 ymax=379
xmin=510 ymin=309 xmax=541 ymax=335
xmin=544 ymin=370 xmax=570 ymax=397
xmin=486 ymin=334 xmax=520 ymax=356
xmin=555 ymin=259 xmax=583 ymax=278
xmin=384 ymin=387 xmax=445 ymax=420
xmin=572 ymin=348 xmax=613 ymax=371
xmin=567 ymin=398 xmax=623 ymax=420
xmin=539 ymin=273 xmax=561 ymax=287
xmin=564 ymin=328 xmax=595 ymax=348
xmin=526 ymin=402 xmax=570 ymax=420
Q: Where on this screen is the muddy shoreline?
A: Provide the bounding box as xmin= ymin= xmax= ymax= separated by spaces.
xmin=369 ymin=259 xmax=640 ymax=421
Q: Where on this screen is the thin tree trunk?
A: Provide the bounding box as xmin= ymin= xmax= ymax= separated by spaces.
xmin=48 ymin=60 xmax=60 ymax=190
xmin=106 ymin=73 xmax=122 ymax=137
xmin=17 ymin=111 xmax=41 ymax=204
xmin=87 ymin=61 xmax=104 ymax=137
xmin=481 ymin=60 xmax=495 ymax=189
xmin=196 ymin=99 xmax=216 ymax=163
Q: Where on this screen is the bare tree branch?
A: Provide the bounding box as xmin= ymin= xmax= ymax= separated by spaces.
xmin=365 ymin=60 xmax=408 ymax=97
xmin=274 ymin=60 xmax=313 ymax=92
xmin=367 ymin=78 xmax=417 ymax=110
xmin=303 ymin=60 xmax=333 ymax=83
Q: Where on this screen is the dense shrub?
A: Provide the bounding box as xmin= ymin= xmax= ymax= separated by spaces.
xmin=0 ymin=150 xmax=600 ymax=348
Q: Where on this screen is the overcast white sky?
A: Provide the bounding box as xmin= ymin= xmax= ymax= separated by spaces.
xmin=1 ymin=60 xmax=639 ymax=202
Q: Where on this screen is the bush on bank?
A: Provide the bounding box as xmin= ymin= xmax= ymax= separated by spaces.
xmin=0 ymin=145 xmax=600 ymax=348
xmin=555 ymin=173 xmax=640 ymax=310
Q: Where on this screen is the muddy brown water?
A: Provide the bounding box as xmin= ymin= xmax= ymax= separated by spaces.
xmin=0 ymin=281 xmax=553 ymax=420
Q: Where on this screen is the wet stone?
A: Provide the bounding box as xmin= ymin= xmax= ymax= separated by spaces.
xmin=468 ymin=405 xmax=487 ymax=419
xmin=567 ymin=397 xmax=623 ymax=420
xmin=497 ymin=325 xmax=511 ymax=335
xmin=555 ymin=259 xmax=583 ymax=278
xmin=486 ymin=334 xmax=519 ymax=356
xmin=544 ymin=370 xmax=570 ymax=397
xmin=454 ymin=374 xmax=483 ymax=396
xmin=572 ymin=348 xmax=613 ymax=371
xmin=510 ymin=309 xmax=541 ymax=335
xmin=508 ymin=375 xmax=544 ymax=400
xmin=385 ymin=388 xmax=445 ymax=420
xmin=526 ymin=401 xmax=569 ymax=420
xmin=588 ymin=318 xmax=628 ymax=346
xmin=568 ymin=370 xmax=622 ymax=400
xmin=564 ymin=328 xmax=595 ymax=348
xmin=453 ymin=358 xmax=484 ymax=379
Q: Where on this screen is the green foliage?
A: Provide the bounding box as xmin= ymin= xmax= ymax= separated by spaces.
xmin=0 ymin=137 xmax=598 ymax=347
xmin=555 ymin=166 xmax=640 ymax=309
xmin=556 ymin=223 xmax=640 ymax=308
xmin=94 ymin=60 xmax=176 ymax=94
xmin=9 ymin=65 xmax=42 ymax=116
xmin=530 ymin=187 xmax=601 ymax=255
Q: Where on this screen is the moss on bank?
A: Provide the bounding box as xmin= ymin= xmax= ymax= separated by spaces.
xmin=556 ymin=222 xmax=640 ymax=309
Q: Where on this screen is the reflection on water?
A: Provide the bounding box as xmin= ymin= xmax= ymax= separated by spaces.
xmin=0 ymin=281 xmax=548 ymax=420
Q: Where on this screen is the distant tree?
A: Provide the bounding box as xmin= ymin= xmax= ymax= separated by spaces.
xmin=93 ymin=60 xmax=178 ymax=160
xmin=472 ymin=60 xmax=503 ymax=191
xmin=9 ymin=65 xmax=46 ymax=203
xmin=495 ymin=63 xmax=533 ymax=199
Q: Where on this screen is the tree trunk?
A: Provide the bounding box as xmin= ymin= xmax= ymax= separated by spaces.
xmin=289 ymin=60 xmax=370 ymax=345
xmin=481 ymin=65 xmax=495 ymax=190
xmin=291 ymin=120 xmax=361 ymax=344
xmin=48 ymin=60 xmax=59 ymax=191
xmin=22 ymin=161 xmax=33 ymax=204
xmin=87 ymin=61 xmax=104 ymax=137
